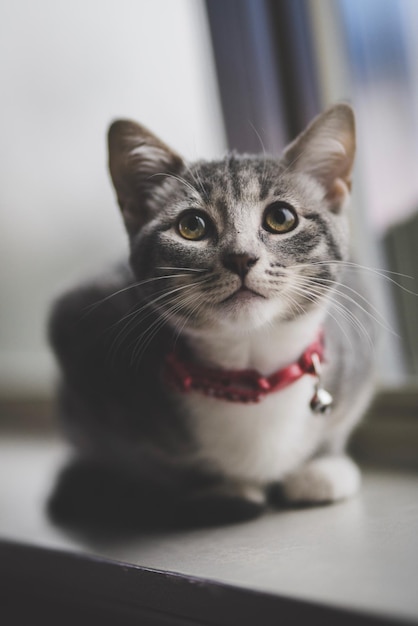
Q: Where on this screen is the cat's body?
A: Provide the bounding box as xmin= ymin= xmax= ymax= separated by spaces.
xmin=49 ymin=105 xmax=375 ymax=525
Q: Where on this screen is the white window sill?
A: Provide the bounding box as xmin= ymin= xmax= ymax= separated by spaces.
xmin=0 ymin=403 xmax=417 ymax=625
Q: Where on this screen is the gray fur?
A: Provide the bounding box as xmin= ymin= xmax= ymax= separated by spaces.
xmin=49 ymin=105 xmax=375 ymax=526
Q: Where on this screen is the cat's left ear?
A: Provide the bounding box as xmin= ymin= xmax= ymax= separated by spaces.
xmin=108 ymin=120 xmax=184 ymax=234
xmin=282 ymin=104 xmax=355 ymax=213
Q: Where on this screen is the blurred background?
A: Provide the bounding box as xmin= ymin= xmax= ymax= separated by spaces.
xmin=1 ymin=0 xmax=417 ymax=403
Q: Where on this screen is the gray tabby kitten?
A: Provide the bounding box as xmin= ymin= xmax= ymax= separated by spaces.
xmin=49 ymin=104 xmax=374 ymax=527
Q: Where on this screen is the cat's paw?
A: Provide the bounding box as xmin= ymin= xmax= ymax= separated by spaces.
xmin=182 ymin=481 xmax=267 ymax=526
xmin=281 ymin=456 xmax=361 ymax=505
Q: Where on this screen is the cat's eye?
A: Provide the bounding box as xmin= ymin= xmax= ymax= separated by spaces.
xmin=177 ymin=211 xmax=210 ymax=241
xmin=263 ymin=202 xmax=298 ymax=234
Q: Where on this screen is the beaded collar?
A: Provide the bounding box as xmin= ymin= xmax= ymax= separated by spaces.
xmin=163 ymin=333 xmax=332 ymax=411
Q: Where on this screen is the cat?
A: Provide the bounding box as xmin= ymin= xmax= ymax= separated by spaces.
xmin=48 ymin=104 xmax=375 ymax=528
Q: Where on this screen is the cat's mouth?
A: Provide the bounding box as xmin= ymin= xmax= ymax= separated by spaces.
xmin=221 ymin=285 xmax=265 ymax=304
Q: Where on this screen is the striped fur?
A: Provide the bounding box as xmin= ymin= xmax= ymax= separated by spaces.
xmin=49 ymin=105 xmax=375 ymax=527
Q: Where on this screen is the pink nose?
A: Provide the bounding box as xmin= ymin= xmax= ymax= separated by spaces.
xmin=222 ymin=253 xmax=258 ymax=278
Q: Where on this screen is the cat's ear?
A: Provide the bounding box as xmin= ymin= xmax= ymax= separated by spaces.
xmin=108 ymin=120 xmax=184 ymax=234
xmin=282 ymin=104 xmax=355 ymax=213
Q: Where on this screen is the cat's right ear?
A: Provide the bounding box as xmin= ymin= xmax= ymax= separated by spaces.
xmin=282 ymin=104 xmax=356 ymax=213
xmin=108 ymin=120 xmax=184 ymax=234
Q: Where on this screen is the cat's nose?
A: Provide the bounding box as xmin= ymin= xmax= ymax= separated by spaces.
xmin=222 ymin=253 xmax=258 ymax=278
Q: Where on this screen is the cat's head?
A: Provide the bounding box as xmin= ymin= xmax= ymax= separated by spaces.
xmin=108 ymin=104 xmax=355 ymax=333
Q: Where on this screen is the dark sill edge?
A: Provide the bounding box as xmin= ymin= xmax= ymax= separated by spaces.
xmin=0 ymin=539 xmax=411 ymax=626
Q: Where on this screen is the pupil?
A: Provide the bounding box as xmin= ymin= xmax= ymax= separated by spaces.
xmin=263 ymin=202 xmax=297 ymax=233
xmin=179 ymin=213 xmax=207 ymax=239
xmin=275 ymin=209 xmax=286 ymax=224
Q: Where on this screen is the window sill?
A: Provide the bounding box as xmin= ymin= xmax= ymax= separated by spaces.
xmin=0 ymin=392 xmax=417 ymax=625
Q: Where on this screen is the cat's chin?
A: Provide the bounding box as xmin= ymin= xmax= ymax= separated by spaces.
xmin=217 ymin=292 xmax=286 ymax=332
xmin=220 ymin=285 xmax=264 ymax=305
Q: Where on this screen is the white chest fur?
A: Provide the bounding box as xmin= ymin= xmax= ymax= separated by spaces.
xmin=179 ymin=312 xmax=328 ymax=484
xmin=181 ymin=377 xmax=324 ymax=483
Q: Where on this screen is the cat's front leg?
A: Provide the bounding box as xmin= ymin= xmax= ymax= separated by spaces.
xmin=281 ymin=455 xmax=361 ymax=504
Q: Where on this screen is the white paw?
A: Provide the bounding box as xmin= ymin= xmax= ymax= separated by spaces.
xmin=190 ymin=481 xmax=267 ymax=506
xmin=211 ymin=482 xmax=267 ymax=505
xmin=282 ymin=456 xmax=361 ymax=504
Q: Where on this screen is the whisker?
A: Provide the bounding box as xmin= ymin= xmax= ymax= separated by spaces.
xmin=249 ymin=120 xmax=268 ymax=186
xmin=287 ymin=279 xmax=376 ymax=348
xmin=106 ymin=279 xmax=211 ymax=363
xmin=150 ymin=172 xmax=198 ymax=198
xmin=156 ymin=266 xmax=208 ymax=273
xmin=305 ymin=275 xmax=390 ymax=325
xmin=120 ymin=293 xmax=186 ymax=367
xmin=184 ymin=162 xmax=208 ymax=200
xmin=303 ymin=260 xmax=417 ymax=295
xmin=286 ymin=282 xmax=362 ymax=350
xmin=116 ymin=273 xmax=214 ymax=366
xmin=287 ymin=273 xmax=398 ymax=338
xmin=108 ymin=279 xmax=206 ymax=332
xmin=83 ymin=273 xmax=199 ymax=316
xmin=172 ymin=293 xmax=206 ymax=348
xmin=270 ymin=270 xmax=373 ymax=348
xmin=132 ymin=289 xmax=202 ymax=365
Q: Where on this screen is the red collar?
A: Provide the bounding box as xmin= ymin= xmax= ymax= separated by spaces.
xmin=163 ymin=334 xmax=325 ymax=404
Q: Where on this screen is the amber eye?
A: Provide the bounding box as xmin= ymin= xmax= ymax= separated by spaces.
xmin=263 ymin=202 xmax=298 ymax=234
xmin=177 ymin=212 xmax=209 ymax=241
